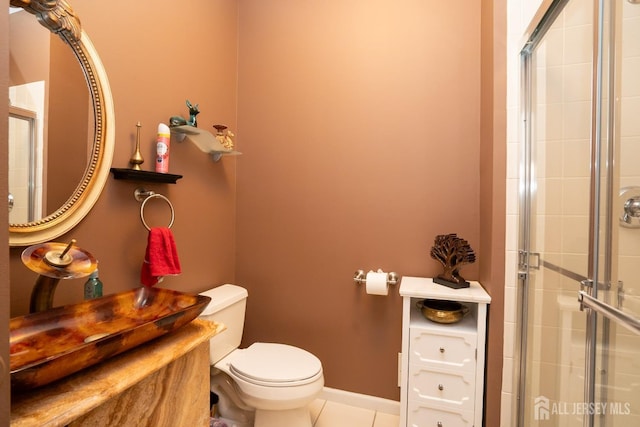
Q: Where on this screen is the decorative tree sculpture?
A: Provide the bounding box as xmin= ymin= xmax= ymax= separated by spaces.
xmin=430 ymin=233 xmax=476 ymax=289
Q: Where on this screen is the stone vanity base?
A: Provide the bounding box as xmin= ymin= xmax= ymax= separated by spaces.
xmin=11 ymin=319 xmax=223 ymax=427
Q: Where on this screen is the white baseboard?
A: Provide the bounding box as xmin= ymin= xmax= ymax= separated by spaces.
xmin=320 ymin=387 xmax=400 ymax=416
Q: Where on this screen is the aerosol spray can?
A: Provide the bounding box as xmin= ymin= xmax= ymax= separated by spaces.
xmin=155 ymin=123 xmax=171 ymax=173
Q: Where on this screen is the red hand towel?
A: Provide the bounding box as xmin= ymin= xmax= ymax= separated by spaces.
xmin=141 ymin=227 xmax=182 ymax=287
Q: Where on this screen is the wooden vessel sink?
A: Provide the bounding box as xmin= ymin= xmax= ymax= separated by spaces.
xmin=10 ymin=287 xmax=211 ymax=390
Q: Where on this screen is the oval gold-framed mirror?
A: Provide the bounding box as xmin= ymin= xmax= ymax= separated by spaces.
xmin=8 ymin=0 xmax=115 ymax=247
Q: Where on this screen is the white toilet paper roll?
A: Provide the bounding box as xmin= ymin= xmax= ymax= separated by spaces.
xmin=366 ymin=270 xmax=389 ymax=296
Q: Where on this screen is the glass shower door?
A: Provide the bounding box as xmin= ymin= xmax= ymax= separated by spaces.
xmin=518 ymin=1 xmax=594 ymax=425
xmin=8 ymin=108 xmax=37 ymax=223
xmin=519 ymin=1 xmax=640 ymax=426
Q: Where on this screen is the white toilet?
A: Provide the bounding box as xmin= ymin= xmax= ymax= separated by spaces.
xmin=199 ymin=284 xmax=324 ymax=427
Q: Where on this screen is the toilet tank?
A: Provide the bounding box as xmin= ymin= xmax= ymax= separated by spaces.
xmin=199 ymin=284 xmax=248 ymax=365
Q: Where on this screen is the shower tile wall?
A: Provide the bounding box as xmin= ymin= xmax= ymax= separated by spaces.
xmin=503 ymin=1 xmax=533 ymax=366
xmin=503 ymin=1 xmax=542 ymax=425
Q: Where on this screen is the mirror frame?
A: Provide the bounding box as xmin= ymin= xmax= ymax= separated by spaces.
xmin=9 ymin=0 xmax=115 ymax=247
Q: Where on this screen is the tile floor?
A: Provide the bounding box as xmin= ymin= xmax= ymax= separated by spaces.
xmin=309 ymin=399 xmax=400 ymax=427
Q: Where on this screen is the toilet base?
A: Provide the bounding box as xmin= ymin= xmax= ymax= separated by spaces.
xmin=254 ymin=407 xmax=313 ymax=427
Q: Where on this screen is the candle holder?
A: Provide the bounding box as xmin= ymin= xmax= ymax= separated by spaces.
xmin=129 ymin=121 xmax=144 ymax=170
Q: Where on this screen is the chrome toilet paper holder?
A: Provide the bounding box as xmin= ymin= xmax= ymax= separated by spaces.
xmin=353 ymin=269 xmax=399 ymax=286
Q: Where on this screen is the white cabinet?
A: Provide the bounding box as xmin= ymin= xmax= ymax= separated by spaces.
xmin=399 ymin=277 xmax=491 ymax=427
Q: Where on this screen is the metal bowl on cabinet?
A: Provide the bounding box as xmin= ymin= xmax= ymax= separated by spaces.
xmin=416 ymin=299 xmax=470 ymax=324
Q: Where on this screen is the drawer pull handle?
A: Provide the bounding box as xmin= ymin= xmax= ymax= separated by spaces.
xmin=437 ymin=423 xmax=443 ymax=427
xmin=439 ymin=347 xmax=445 ymax=353
xmin=438 ymin=383 xmax=444 ymax=391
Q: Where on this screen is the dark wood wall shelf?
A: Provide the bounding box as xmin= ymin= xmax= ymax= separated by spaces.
xmin=110 ymin=168 xmax=183 ymax=184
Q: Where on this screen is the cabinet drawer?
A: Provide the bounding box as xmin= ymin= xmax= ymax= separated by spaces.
xmin=409 ymin=328 xmax=476 ymax=372
xmin=407 ymin=402 xmax=474 ymax=427
xmin=408 ymin=365 xmax=475 ymax=412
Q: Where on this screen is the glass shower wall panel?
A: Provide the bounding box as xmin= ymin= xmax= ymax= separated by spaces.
xmin=595 ymin=322 xmax=640 ymax=427
xmin=616 ymin=0 xmax=640 ymax=320
xmin=593 ymin=2 xmax=640 ymax=426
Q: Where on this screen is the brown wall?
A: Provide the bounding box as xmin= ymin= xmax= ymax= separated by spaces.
xmin=8 ymin=11 xmax=49 ymax=87
xmin=480 ymin=0 xmax=507 ymax=425
xmin=6 ymin=0 xmax=507 ymax=420
xmin=235 ymin=0 xmax=485 ymax=402
xmin=2 ymin=5 xmax=11 ymax=425
xmin=9 ymin=0 xmax=240 ymax=314
xmin=47 ymin=35 xmax=90 ymax=212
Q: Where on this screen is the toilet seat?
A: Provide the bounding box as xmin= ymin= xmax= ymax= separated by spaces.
xmin=227 ymin=343 xmax=323 ymax=387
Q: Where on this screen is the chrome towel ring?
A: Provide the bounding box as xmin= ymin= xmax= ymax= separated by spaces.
xmin=134 ymin=188 xmax=175 ymax=231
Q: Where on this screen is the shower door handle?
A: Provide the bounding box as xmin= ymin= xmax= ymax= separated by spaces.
xmin=579 ymin=279 xmax=611 ymax=292
xmin=580 ymin=279 xmax=593 ymax=292
xmin=578 ymin=280 xmax=594 ymax=312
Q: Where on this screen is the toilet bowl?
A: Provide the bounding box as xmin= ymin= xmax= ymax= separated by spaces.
xmin=199 ymin=285 xmax=324 ymax=427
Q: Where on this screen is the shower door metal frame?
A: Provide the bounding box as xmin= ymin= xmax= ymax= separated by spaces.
xmin=516 ymin=2 xmax=576 ymax=425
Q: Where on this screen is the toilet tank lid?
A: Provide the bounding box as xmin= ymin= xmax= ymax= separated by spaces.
xmin=199 ymin=284 xmax=248 ymax=316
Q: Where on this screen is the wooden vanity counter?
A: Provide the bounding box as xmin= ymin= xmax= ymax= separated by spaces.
xmin=11 ymin=319 xmax=224 ymax=427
